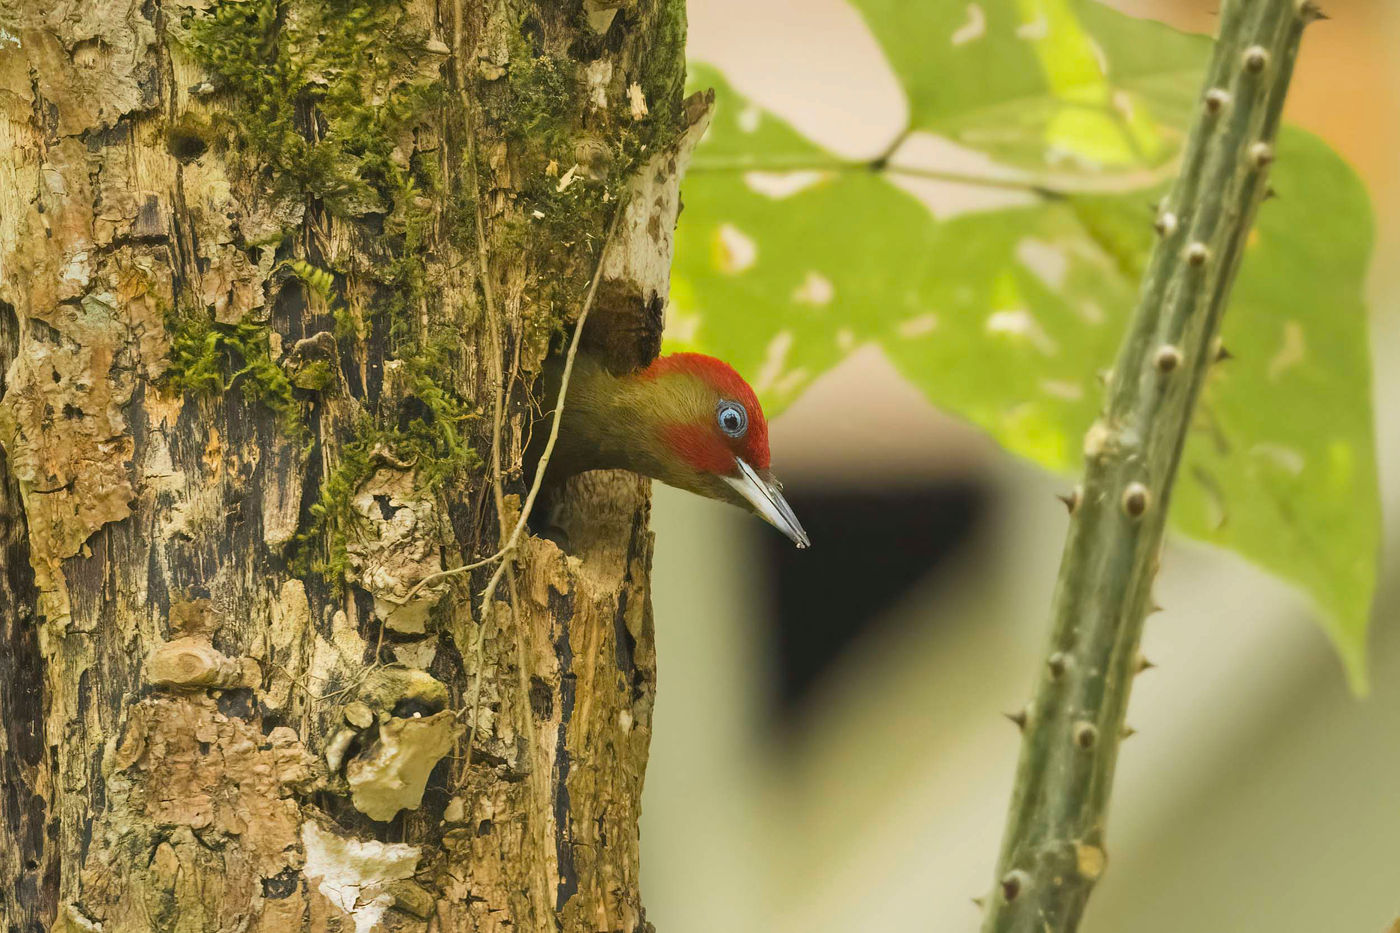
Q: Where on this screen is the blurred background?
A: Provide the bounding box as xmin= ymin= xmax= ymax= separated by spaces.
xmin=638 ymin=0 xmax=1400 ymax=930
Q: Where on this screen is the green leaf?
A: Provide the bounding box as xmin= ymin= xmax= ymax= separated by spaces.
xmin=855 ymin=0 xmax=1205 ymax=172
xmin=672 ymin=46 xmax=1378 ymax=687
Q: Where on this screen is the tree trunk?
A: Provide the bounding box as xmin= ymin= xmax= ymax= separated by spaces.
xmin=0 ymin=1 xmax=694 ymax=930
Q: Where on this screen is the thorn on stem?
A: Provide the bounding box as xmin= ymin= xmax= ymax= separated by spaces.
xmin=1154 ymin=345 xmax=1182 ymax=373
xmin=1204 ymin=88 xmax=1230 ymax=114
xmin=1185 ymin=242 xmax=1210 ymax=266
xmin=1136 ymin=654 xmax=1156 ymax=674
xmin=1300 ymin=1 xmax=1328 ymax=22
xmin=1242 ymin=46 xmax=1270 ymax=73
xmin=1121 ymin=483 xmax=1151 ymax=518
xmin=1074 ymin=721 xmax=1099 ymax=749
xmin=1000 ymin=870 xmax=1028 ymax=902
xmin=1121 ymin=725 xmax=1138 ymax=740
xmin=972 ymin=896 xmax=987 ymax=911
xmin=1004 ymin=708 xmax=1029 ymax=731
xmin=1153 ymin=211 xmax=1178 ymax=236
xmin=1057 ymin=486 xmax=1082 ymax=514
xmin=1048 ymin=652 xmax=1069 ymax=679
xmin=1249 ymin=142 xmax=1275 ymax=168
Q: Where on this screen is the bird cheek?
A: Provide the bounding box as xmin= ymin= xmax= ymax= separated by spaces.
xmin=661 ymin=423 xmax=735 ymax=476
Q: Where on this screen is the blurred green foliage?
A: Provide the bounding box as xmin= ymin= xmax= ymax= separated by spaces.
xmin=671 ymin=0 xmax=1378 ymax=687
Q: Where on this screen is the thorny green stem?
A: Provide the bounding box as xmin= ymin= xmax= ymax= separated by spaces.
xmin=980 ymin=1 xmax=1316 ymax=930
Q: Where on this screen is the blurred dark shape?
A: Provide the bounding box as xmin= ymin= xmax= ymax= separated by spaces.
xmin=762 ymin=481 xmax=989 ymax=725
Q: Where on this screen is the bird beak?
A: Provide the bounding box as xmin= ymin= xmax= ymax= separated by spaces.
xmin=724 ymin=458 xmax=811 ymax=549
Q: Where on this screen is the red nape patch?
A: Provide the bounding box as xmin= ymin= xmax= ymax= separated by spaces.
xmin=642 ymin=353 xmax=770 ymax=470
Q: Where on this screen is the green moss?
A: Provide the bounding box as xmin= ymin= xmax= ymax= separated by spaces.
xmin=187 ymin=0 xmax=484 ymax=583
xmin=488 ymin=4 xmax=690 ymax=332
xmin=293 ymin=418 xmax=376 ymax=586
xmin=288 ymin=311 xmax=484 ymax=587
xmin=636 ymin=0 xmax=689 ymax=140
xmin=187 ymin=0 xmax=442 ymax=218
xmin=281 ymin=258 xmax=353 ymax=337
xmin=505 ymin=51 xmax=578 ymax=156
xmin=289 ymin=359 xmax=335 ymax=391
xmin=292 ymin=392 xmax=481 ymax=589
xmin=162 ymin=305 xmax=307 ymax=436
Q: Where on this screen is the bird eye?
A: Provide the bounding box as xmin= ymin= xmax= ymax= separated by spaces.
xmin=716 ymin=401 xmax=748 ymax=438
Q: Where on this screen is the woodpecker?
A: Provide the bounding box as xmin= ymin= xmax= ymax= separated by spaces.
xmin=535 ymin=351 xmax=810 ymax=548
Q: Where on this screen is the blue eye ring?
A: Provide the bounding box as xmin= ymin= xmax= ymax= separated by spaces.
xmin=716 ymin=400 xmax=748 ymax=438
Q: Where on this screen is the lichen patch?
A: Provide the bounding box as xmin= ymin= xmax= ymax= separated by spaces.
xmin=301 ymin=821 xmax=422 ymax=933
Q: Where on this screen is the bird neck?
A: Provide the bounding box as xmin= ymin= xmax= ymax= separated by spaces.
xmin=544 ymin=354 xmax=715 ymax=496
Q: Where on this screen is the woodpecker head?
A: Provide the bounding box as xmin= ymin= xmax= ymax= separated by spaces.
xmin=625 ymin=353 xmax=809 ymax=548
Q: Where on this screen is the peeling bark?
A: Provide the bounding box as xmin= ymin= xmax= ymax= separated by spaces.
xmin=0 ymin=0 xmax=689 ymax=929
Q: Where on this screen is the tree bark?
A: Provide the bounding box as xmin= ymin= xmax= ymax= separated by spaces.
xmin=0 ymin=1 xmax=692 ymax=930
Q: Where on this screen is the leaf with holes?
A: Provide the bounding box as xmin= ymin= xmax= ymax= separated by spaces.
xmin=856 ymin=0 xmax=1210 ymax=174
xmin=671 ymin=49 xmax=1378 ymax=687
